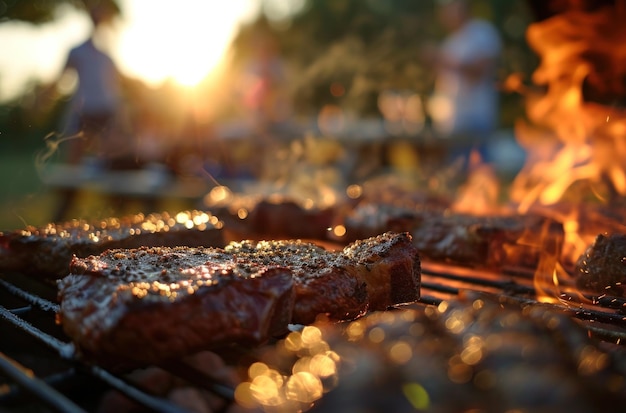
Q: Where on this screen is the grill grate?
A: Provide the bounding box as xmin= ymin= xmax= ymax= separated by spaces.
xmin=0 ymin=353 xmax=86 ymax=413
xmin=420 ymin=262 xmax=626 ymax=343
xmin=2 ymin=260 xmax=626 ymax=411
xmin=0 ymin=274 xmax=233 ymax=413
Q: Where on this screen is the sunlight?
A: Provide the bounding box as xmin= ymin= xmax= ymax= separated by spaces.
xmin=115 ymin=0 xmax=259 ymax=87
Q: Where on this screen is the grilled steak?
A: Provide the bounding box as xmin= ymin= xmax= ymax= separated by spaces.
xmin=225 ymin=231 xmax=421 ymax=323
xmin=409 ymin=212 xmax=564 ymax=270
xmin=57 ymin=232 xmax=420 ymax=362
xmin=58 ymin=246 xmax=295 ymax=364
xmin=340 ymin=203 xmax=564 ymax=271
xmin=210 ymin=194 xmax=336 ymax=241
xmin=0 ymin=210 xmax=225 ymax=278
xmin=575 ymin=233 xmax=626 ymax=297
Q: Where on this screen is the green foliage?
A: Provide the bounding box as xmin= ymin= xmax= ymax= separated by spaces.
xmin=0 ymin=0 xmax=120 ymax=24
xmin=233 ymin=0 xmax=536 ymax=121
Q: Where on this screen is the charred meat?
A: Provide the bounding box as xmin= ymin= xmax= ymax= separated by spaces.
xmin=58 ymin=246 xmax=295 ymax=364
xmin=340 ymin=203 xmax=564 ymax=271
xmin=0 ymin=210 xmax=225 ymax=278
xmin=575 ymin=233 xmax=626 ymax=297
xmin=226 ymin=231 xmax=421 ymax=324
xmin=57 ymin=232 xmax=420 ymax=362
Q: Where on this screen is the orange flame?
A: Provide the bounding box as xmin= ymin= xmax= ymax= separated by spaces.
xmin=511 ymin=2 xmax=626 ymax=302
xmin=451 ymin=151 xmax=501 ymax=215
xmin=511 ymin=2 xmax=626 ymax=212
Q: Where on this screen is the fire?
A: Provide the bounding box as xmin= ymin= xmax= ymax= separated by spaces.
xmin=451 ymin=151 xmax=501 ymax=215
xmin=511 ymin=2 xmax=626 ymax=213
xmin=508 ymin=2 xmax=626 ymax=302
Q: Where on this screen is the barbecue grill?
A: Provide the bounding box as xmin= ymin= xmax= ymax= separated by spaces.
xmin=4 ymin=1 xmax=626 ymax=411
xmin=2 ymin=256 xmax=626 ymax=412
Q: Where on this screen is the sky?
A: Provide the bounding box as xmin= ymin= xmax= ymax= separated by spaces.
xmin=0 ymin=0 xmax=263 ymax=103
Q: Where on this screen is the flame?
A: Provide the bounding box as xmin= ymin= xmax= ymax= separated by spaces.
xmin=505 ymin=2 xmax=626 ymax=303
xmin=451 ymin=151 xmax=501 ymax=215
xmin=511 ymin=2 xmax=626 ymax=212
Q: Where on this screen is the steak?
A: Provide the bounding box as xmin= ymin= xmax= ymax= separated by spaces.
xmin=58 ymin=246 xmax=295 ymax=364
xmin=339 ymin=203 xmax=565 ymax=271
xmin=575 ymin=233 xmax=626 ymax=297
xmin=209 ymin=194 xmax=336 ymax=241
xmin=408 ymin=212 xmax=564 ymax=270
xmin=225 ymin=231 xmax=421 ymax=323
xmin=0 ymin=210 xmax=225 ymax=278
xmin=57 ymin=232 xmax=420 ymax=362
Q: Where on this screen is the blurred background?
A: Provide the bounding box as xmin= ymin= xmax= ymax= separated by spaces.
xmin=0 ymin=0 xmax=537 ymax=230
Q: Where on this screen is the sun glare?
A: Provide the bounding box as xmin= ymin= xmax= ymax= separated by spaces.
xmin=115 ymin=0 xmax=258 ymax=87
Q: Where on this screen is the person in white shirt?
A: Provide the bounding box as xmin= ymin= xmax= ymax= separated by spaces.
xmin=427 ymin=0 xmax=502 ymax=165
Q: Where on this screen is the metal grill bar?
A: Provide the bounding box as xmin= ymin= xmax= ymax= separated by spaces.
xmin=421 ymin=269 xmax=626 ymax=325
xmin=0 ymin=302 xmax=197 ymax=413
xmin=0 ymin=276 xmax=236 ymax=413
xmin=0 ymin=368 xmax=80 ymax=404
xmin=160 ymin=361 xmax=236 ymax=401
xmin=424 ymin=263 xmax=626 ymax=312
xmin=419 ymin=263 xmax=626 ymax=345
xmin=0 ymin=278 xmax=59 ymax=312
xmin=422 ymin=265 xmax=535 ymax=295
xmin=0 ymin=305 xmax=75 ymax=357
xmin=0 ymin=352 xmax=86 ymax=413
xmin=85 ymin=366 xmax=194 ymax=413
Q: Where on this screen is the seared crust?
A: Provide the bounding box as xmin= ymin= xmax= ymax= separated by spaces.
xmin=58 ymin=246 xmax=295 ymax=364
xmin=225 ymin=231 xmax=420 ymax=323
xmin=340 ymin=231 xmax=421 ymax=310
xmin=342 ymin=204 xmax=564 ymax=271
xmin=57 ymin=232 xmax=420 ymax=362
xmin=575 ymin=233 xmax=626 ymax=296
xmin=225 ymin=239 xmax=369 ymax=325
xmin=0 ymin=211 xmax=224 ymax=278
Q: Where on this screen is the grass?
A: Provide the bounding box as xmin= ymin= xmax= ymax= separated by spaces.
xmin=0 ymin=126 xmax=206 ymax=231
xmin=0 ymin=129 xmax=57 ymax=231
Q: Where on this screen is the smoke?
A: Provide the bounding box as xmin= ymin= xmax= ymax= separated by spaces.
xmin=34 ymin=131 xmax=83 ymax=174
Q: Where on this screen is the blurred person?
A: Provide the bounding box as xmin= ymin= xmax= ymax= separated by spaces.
xmin=425 ymin=0 xmax=502 ymax=166
xmin=60 ymin=0 xmax=122 ymax=166
xmin=53 ymin=0 xmax=122 ymax=221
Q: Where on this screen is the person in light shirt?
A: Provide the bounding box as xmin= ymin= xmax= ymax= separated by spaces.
xmin=61 ymin=0 xmax=122 ymax=165
xmin=426 ymin=0 xmax=502 ymax=166
xmin=52 ymin=1 xmax=122 ymax=222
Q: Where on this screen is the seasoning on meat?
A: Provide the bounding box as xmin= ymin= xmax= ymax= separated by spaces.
xmin=0 ymin=210 xmax=225 ymax=278
xmin=226 ymin=231 xmax=421 ymax=324
xmin=57 ymin=232 xmax=421 ymax=363
xmin=58 ymin=246 xmax=295 ymax=364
